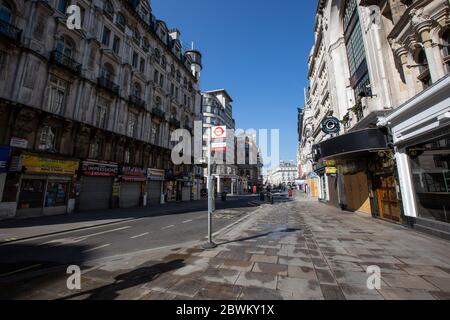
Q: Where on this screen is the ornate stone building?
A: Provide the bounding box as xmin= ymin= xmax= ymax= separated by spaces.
xmin=0 ymin=0 xmax=203 ymax=219
xmin=299 ymin=0 xmax=449 ymax=231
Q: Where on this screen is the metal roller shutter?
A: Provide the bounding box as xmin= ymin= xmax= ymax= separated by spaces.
xmin=147 ymin=181 xmax=161 ymax=206
xmin=79 ymin=177 xmax=113 ymax=211
xmin=120 ymin=182 xmax=141 ymax=208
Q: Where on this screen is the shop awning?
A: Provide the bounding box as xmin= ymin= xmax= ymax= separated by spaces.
xmin=313 ymin=128 xmax=389 ymax=161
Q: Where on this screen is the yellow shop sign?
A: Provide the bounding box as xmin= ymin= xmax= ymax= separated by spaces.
xmin=21 ymin=153 xmax=78 ymax=175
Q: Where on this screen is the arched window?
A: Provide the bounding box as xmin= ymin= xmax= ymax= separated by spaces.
xmin=116 ymin=13 xmax=126 ymax=31
xmin=133 ymin=27 xmax=141 ymax=44
xmin=104 ymin=1 xmax=114 ymax=21
xmin=142 ymin=37 xmax=149 ymax=52
xmin=101 ymin=63 xmax=115 ymax=81
xmin=154 ymin=48 xmax=161 ymax=63
xmin=343 ymin=0 xmax=371 ymax=100
xmin=170 ymin=64 xmax=175 ymax=77
xmin=0 ymin=0 xmax=12 ymax=23
xmin=133 ymin=82 xmax=142 ymax=98
xmin=176 ymin=70 xmax=181 ymax=82
xmin=415 ymin=48 xmax=431 ymax=88
xmin=161 ymin=55 xmax=167 ymax=68
xmin=442 ymin=29 xmax=450 ymax=69
xmin=55 ymin=36 xmax=74 ymax=57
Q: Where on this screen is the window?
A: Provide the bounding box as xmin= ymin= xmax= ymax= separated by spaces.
xmin=112 ymin=35 xmax=120 ymax=54
xmin=154 ymin=70 xmax=159 ymax=84
xmin=103 ymin=1 xmax=114 ymax=21
xmin=140 ymin=57 xmax=145 ymax=73
xmin=57 ymin=0 xmax=68 ymax=14
xmin=133 ymin=28 xmax=141 ymax=45
xmin=0 ymin=0 xmax=12 ymax=23
xmin=39 ymin=126 xmax=57 ymax=151
xmin=176 ymin=70 xmax=181 ymax=82
xmin=132 ymin=52 xmax=138 ymax=68
xmin=18 ymin=179 xmax=46 ymax=209
xmin=159 ymin=74 xmax=164 ymax=87
xmin=142 ymin=37 xmax=149 ymax=52
xmin=344 ymin=0 xmax=370 ymax=102
xmin=101 ymin=63 xmax=114 ymax=80
xmin=55 ymin=36 xmax=74 ymax=57
xmin=95 ymin=98 xmax=109 ymax=129
xmin=442 ymin=29 xmax=450 ymax=69
xmin=170 ymin=83 xmax=175 ymax=96
xmin=154 ymin=48 xmax=161 ymax=63
xmin=102 ymin=26 xmax=111 ymax=46
xmin=151 ymin=122 xmax=160 ymax=145
xmin=133 ymin=83 xmax=142 ymax=98
xmin=127 ymin=112 xmax=138 ymax=137
xmin=90 ymin=137 xmax=103 ymax=159
xmin=47 ymin=76 xmax=67 ymax=115
xmin=116 ymin=13 xmax=126 ymax=31
xmin=416 ymin=48 xmax=431 ymax=88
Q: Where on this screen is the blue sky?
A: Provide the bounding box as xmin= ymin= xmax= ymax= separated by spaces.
xmin=153 ymin=0 xmax=317 ymax=162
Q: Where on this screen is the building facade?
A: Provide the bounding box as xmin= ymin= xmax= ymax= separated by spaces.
xmin=201 ymin=89 xmax=238 ymax=195
xmin=267 ymin=161 xmax=297 ymax=188
xmin=299 ymin=0 xmax=449 ymax=236
xmin=0 ymin=0 xmax=203 ymax=219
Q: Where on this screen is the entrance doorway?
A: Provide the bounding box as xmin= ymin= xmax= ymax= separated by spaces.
xmin=375 ymin=175 xmax=401 ymax=222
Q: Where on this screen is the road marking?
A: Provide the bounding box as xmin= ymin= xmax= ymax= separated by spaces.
xmin=182 ymin=220 xmax=193 ymax=224
xmin=130 ymin=233 xmax=149 ymax=239
xmin=82 ymin=244 xmax=110 ymax=253
xmin=0 ymin=264 xmax=42 ymax=278
xmin=72 ymin=226 xmax=132 ymax=241
xmin=161 ymin=225 xmax=175 ymax=230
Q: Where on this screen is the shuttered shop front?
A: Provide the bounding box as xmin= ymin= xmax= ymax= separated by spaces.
xmin=79 ymin=176 xmax=114 ymax=211
xmin=119 ymin=167 xmax=146 ymax=209
xmin=120 ymin=182 xmax=141 ymax=208
xmin=147 ymin=168 xmax=165 ymax=206
xmin=78 ymin=160 xmax=118 ymax=212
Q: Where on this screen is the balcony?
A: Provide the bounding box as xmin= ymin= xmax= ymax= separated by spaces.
xmin=129 ymin=94 xmax=146 ymax=110
xmin=0 ymin=20 xmax=22 ymax=43
xmin=50 ymin=51 xmax=82 ymax=74
xmin=152 ymin=107 xmax=166 ymax=120
xmin=169 ymin=117 xmax=181 ymax=128
xmin=97 ymin=77 xmax=120 ymax=96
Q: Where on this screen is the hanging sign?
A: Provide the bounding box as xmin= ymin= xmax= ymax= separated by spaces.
xmin=321 ymin=117 xmax=341 ymax=135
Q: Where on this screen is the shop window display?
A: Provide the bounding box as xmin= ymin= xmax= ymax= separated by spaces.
xmin=409 ymin=136 xmax=450 ymax=223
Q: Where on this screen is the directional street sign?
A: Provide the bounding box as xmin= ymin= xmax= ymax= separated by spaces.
xmin=211 ymin=142 xmax=227 ymax=152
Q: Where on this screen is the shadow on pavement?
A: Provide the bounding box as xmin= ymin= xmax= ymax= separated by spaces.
xmin=60 ymin=259 xmax=185 ymax=300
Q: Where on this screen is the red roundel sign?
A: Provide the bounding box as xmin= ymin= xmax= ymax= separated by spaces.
xmin=212 ymin=126 xmax=226 ymax=139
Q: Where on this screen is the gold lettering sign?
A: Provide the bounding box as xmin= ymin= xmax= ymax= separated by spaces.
xmin=21 ymin=153 xmax=78 ymax=175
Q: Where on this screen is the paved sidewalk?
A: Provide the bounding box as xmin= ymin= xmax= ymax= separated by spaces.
xmin=3 ymin=194 xmax=450 ymax=300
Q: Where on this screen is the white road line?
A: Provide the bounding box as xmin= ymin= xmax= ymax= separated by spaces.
xmin=130 ymin=233 xmax=149 ymax=239
xmin=82 ymin=244 xmax=110 ymax=253
xmin=0 ymin=264 xmax=42 ymax=278
xmin=182 ymin=220 xmax=193 ymax=224
xmin=72 ymin=226 xmax=132 ymax=241
xmin=161 ymin=225 xmax=175 ymax=230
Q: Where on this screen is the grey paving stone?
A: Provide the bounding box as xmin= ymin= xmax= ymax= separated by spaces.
xmin=201 ymin=268 xmax=241 ymax=285
xmin=252 ymin=262 xmax=288 ymax=276
xmin=235 ymin=272 xmax=278 ymax=290
xmin=278 ymin=256 xmax=314 ymax=268
xmin=287 ymin=266 xmax=317 ymax=280
xmin=315 ymin=269 xmax=337 ymax=285
xmin=194 ymin=283 xmax=243 ymax=300
xmin=340 ymin=284 xmax=384 ymax=300
xmin=401 ymin=265 xmax=450 ymax=278
xmin=382 ymin=274 xmax=439 ymax=291
xmin=379 ymin=287 xmax=436 ymax=300
xmin=250 ymin=255 xmax=278 ymax=264
xmin=220 ymin=259 xmax=254 ymax=272
xmin=320 ymin=284 xmax=346 ymax=300
xmin=422 ymin=276 xmax=450 ymax=292
xmin=239 ymin=287 xmax=284 ymax=300
xmin=277 ymin=276 xmax=323 ymax=300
